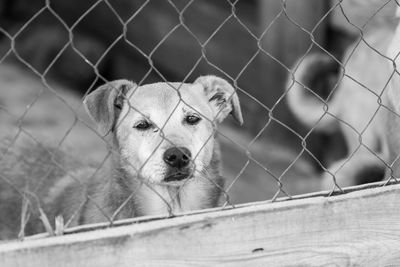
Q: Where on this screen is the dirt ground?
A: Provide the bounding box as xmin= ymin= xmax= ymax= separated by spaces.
xmin=0 ymin=62 xmax=321 ymax=206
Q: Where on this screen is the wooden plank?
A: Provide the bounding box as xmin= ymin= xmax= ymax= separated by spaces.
xmin=1 ymin=184 xmax=400 ymax=266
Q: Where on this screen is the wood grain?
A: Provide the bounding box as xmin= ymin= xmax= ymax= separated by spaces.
xmin=1 ymin=184 xmax=400 ymax=266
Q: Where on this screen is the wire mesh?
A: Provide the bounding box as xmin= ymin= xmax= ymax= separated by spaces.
xmin=0 ymin=0 xmax=400 ymax=241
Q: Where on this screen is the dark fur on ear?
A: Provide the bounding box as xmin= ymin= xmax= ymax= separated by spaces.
xmin=195 ymin=75 xmax=243 ymax=125
xmin=83 ymin=79 xmax=136 ymax=135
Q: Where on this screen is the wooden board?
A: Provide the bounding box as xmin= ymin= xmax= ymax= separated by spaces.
xmin=1 ymin=183 xmax=400 ymax=266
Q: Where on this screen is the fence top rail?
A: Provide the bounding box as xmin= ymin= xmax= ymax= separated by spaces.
xmin=7 ymin=179 xmax=395 ymax=242
xmin=1 ymin=182 xmax=400 ymax=266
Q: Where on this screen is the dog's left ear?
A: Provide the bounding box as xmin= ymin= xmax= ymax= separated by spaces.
xmin=83 ymin=79 xmax=135 ymax=135
xmin=195 ymin=75 xmax=243 ymax=125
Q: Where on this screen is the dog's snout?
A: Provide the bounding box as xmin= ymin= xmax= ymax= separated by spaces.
xmin=163 ymin=147 xmax=191 ymax=168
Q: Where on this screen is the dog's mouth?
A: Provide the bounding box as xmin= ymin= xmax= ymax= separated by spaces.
xmin=164 ymin=170 xmax=192 ymax=182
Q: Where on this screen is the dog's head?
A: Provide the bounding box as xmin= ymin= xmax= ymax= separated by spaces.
xmin=84 ymin=76 xmax=242 ymax=186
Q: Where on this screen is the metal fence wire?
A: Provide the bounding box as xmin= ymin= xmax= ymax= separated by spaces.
xmin=0 ymin=0 xmax=400 ymax=241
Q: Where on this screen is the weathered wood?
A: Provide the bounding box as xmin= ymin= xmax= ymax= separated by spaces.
xmin=1 ymin=183 xmax=400 ymax=266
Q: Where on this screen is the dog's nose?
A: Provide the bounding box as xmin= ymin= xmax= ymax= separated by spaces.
xmin=163 ymin=147 xmax=191 ymax=168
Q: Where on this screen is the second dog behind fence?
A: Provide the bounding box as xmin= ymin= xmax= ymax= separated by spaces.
xmin=0 ymin=75 xmax=242 ymax=239
xmin=287 ymin=8 xmax=400 ymax=189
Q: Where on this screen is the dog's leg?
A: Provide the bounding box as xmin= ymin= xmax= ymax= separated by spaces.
xmin=321 ymin=148 xmax=387 ymax=190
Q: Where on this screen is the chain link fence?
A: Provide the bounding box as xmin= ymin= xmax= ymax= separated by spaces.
xmin=0 ymin=0 xmax=400 ymax=241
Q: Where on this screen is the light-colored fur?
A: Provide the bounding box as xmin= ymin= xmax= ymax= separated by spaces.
xmin=287 ymin=8 xmax=400 ymax=189
xmin=0 ymin=75 xmax=242 ymax=238
xmin=385 ymin=6 xmax=400 ymax=178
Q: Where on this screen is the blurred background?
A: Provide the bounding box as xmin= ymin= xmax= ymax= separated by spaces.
xmin=0 ymin=0 xmax=398 ymax=204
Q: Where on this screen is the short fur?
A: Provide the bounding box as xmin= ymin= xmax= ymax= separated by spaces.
xmin=286 ymin=11 xmax=400 ymax=189
xmin=0 ymin=75 xmax=243 ymax=239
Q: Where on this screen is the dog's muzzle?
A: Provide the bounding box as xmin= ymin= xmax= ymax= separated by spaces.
xmin=163 ymin=147 xmax=193 ymax=182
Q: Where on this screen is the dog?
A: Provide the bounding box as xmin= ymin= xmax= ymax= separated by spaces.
xmin=385 ymin=6 xmax=400 ymax=178
xmin=286 ymin=7 xmax=400 ymax=190
xmin=0 ymin=75 xmax=242 ymax=239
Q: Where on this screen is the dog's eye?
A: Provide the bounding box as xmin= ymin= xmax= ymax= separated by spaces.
xmin=185 ymin=115 xmax=201 ymax=125
xmin=134 ymin=121 xmax=152 ymax=130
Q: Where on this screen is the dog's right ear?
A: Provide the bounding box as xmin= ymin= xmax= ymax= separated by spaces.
xmin=83 ymin=79 xmax=135 ymax=135
xmin=195 ymin=75 xmax=243 ymax=125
